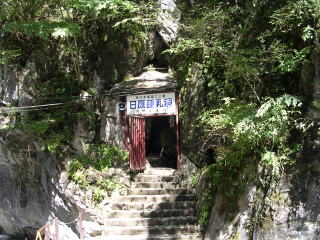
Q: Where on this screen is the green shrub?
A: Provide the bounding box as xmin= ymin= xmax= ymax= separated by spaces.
xmin=47 ymin=131 xmax=71 ymax=153
xmin=196 ymin=94 xmax=303 ymax=225
xmin=68 ymin=144 xmax=129 ymax=203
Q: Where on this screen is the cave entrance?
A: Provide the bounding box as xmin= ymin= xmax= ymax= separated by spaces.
xmin=128 ymin=113 xmax=179 ymax=171
xmin=125 ymin=91 xmax=180 ymax=171
xmin=110 ymin=67 xmax=180 ymax=171
xmin=146 ymin=116 xmax=177 ymax=169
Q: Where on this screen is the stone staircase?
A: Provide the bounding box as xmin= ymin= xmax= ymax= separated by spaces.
xmin=87 ymin=168 xmax=201 ymax=240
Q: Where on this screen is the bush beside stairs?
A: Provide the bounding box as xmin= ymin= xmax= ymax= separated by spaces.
xmin=86 ymin=168 xmax=202 ymax=240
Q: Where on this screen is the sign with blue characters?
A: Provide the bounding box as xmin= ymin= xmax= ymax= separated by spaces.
xmin=126 ymin=92 xmax=176 ymax=115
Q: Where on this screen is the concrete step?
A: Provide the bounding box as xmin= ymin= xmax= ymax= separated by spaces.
xmin=88 ymin=169 xmax=201 ymax=240
xmin=135 ymin=175 xmax=174 ymax=182
xmin=105 ymin=209 xmax=196 ymax=218
xmin=104 ymin=216 xmax=197 ymax=226
xmin=85 ymin=233 xmax=202 ymax=240
xmin=116 ymin=194 xmax=196 ymax=203
xmin=111 ymin=201 xmax=196 ymax=211
xmin=132 ymin=182 xmax=182 ymax=189
xmin=143 ymin=168 xmax=176 ymax=176
xmin=102 ymin=225 xmax=199 ymax=235
xmin=128 ymin=188 xmax=193 ymax=195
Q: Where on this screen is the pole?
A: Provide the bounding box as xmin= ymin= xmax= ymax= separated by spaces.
xmin=79 ymin=212 xmax=84 ymax=240
xmin=175 ymin=91 xmax=181 ymax=169
xmin=54 ymin=218 xmax=59 ymax=240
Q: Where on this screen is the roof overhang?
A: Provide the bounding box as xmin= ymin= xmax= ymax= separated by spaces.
xmin=110 ymin=68 xmax=177 ymax=96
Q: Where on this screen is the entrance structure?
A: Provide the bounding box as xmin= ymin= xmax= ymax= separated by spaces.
xmin=110 ymin=68 xmax=180 ymax=171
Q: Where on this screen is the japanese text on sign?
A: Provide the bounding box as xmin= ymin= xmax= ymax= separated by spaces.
xmin=126 ymin=92 xmax=176 ymax=115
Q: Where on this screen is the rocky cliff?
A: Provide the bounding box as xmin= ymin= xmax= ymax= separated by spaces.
xmin=0 ymin=130 xmax=78 ymax=238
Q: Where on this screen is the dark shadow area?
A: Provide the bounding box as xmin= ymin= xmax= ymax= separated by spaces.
xmin=146 ymin=116 xmax=177 ymax=169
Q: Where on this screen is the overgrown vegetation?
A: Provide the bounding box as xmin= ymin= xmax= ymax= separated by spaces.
xmin=1 ymin=0 xmax=155 ymax=206
xmin=0 ymin=0 xmax=157 ymax=89
xmin=9 ymin=107 xmax=72 ymax=155
xmin=166 ymin=0 xmax=320 ymax=226
xmin=68 ymin=144 xmax=129 ymax=203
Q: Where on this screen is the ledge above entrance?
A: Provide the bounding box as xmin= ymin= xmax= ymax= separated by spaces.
xmin=110 ymin=68 xmax=177 ymax=95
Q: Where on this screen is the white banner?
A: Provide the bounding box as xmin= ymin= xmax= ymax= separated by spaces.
xmin=126 ymin=92 xmax=176 ymax=115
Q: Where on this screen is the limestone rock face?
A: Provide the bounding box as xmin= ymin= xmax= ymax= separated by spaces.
xmin=0 ymin=130 xmax=78 ymax=238
xmin=179 ymin=63 xmax=210 ymax=167
xmin=100 ymin=97 xmax=125 ymax=148
xmin=204 ymin=164 xmax=320 ymax=240
xmin=157 ymin=0 xmax=181 ymax=45
xmin=0 ymin=62 xmax=38 ymax=107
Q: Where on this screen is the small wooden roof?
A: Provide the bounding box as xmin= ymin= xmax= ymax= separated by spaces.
xmin=110 ymin=68 xmax=177 ymax=95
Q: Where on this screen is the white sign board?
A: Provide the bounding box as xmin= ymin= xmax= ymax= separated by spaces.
xmin=126 ymin=92 xmax=176 ymax=115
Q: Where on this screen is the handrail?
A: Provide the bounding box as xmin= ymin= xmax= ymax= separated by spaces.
xmin=34 ymin=212 xmax=83 ymax=240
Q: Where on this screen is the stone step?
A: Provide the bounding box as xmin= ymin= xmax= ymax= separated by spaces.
xmin=111 ymin=201 xmax=196 ymax=211
xmin=85 ymin=233 xmax=202 ymax=240
xmin=104 ymin=216 xmax=197 ymax=226
xmin=128 ymin=188 xmax=193 ymax=195
xmin=90 ymin=169 xmax=201 ymax=240
xmin=135 ymin=175 xmax=174 ymax=182
xmin=102 ymin=225 xmax=200 ymax=235
xmin=105 ymin=209 xmax=196 ymax=218
xmin=132 ymin=182 xmax=182 ymax=189
xmin=143 ymin=168 xmax=176 ymax=176
xmin=116 ymin=194 xmax=196 ymax=203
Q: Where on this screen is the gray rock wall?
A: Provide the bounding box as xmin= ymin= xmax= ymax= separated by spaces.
xmin=0 ymin=130 xmax=78 ymax=237
xmin=157 ymin=0 xmax=181 ymax=45
xmin=100 ymin=97 xmax=125 ymax=149
xmin=179 ymin=63 xmax=212 ymax=167
xmin=0 ymin=63 xmax=38 ymax=107
xmin=203 ymin=165 xmax=320 ymax=240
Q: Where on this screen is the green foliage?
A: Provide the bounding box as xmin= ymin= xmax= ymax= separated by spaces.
xmin=66 ymin=0 xmax=138 ymax=17
xmin=199 ymin=95 xmax=302 ymax=197
xmin=199 ymin=188 xmax=213 ymax=226
xmin=47 ymin=131 xmax=71 ymax=153
xmin=1 ymin=0 xmax=157 ymax=87
xmin=198 ymin=165 xmax=215 ymax=226
xmin=92 ymin=186 xmax=108 ymax=202
xmin=167 ymin=3 xmax=316 ymax=221
xmin=12 ymin=108 xmax=71 ymax=154
xmin=194 ymin=95 xmax=303 ymax=226
xmin=168 ymin=0 xmax=317 ymax=101
xmin=70 ymin=169 xmax=89 ymax=187
xmin=68 ymin=144 xmax=127 ymax=171
xmin=312 ymin=100 xmax=320 ymax=111
xmin=67 ymin=144 xmax=129 ymax=176
xmin=268 ymin=41 xmax=310 ymax=74
xmin=16 ymin=119 xmax=51 ymax=135
xmin=68 ymin=144 xmax=128 ymax=203
xmin=4 ymin=21 xmax=81 ymax=39
xmin=94 ymin=144 xmax=129 ymax=170
xmin=0 ymin=50 xmax=21 ymax=64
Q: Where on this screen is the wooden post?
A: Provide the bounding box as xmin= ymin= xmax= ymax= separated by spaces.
xmin=79 ymin=212 xmax=84 ymax=240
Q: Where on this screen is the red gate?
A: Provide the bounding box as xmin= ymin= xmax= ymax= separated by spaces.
xmin=129 ymin=116 xmax=146 ymax=171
